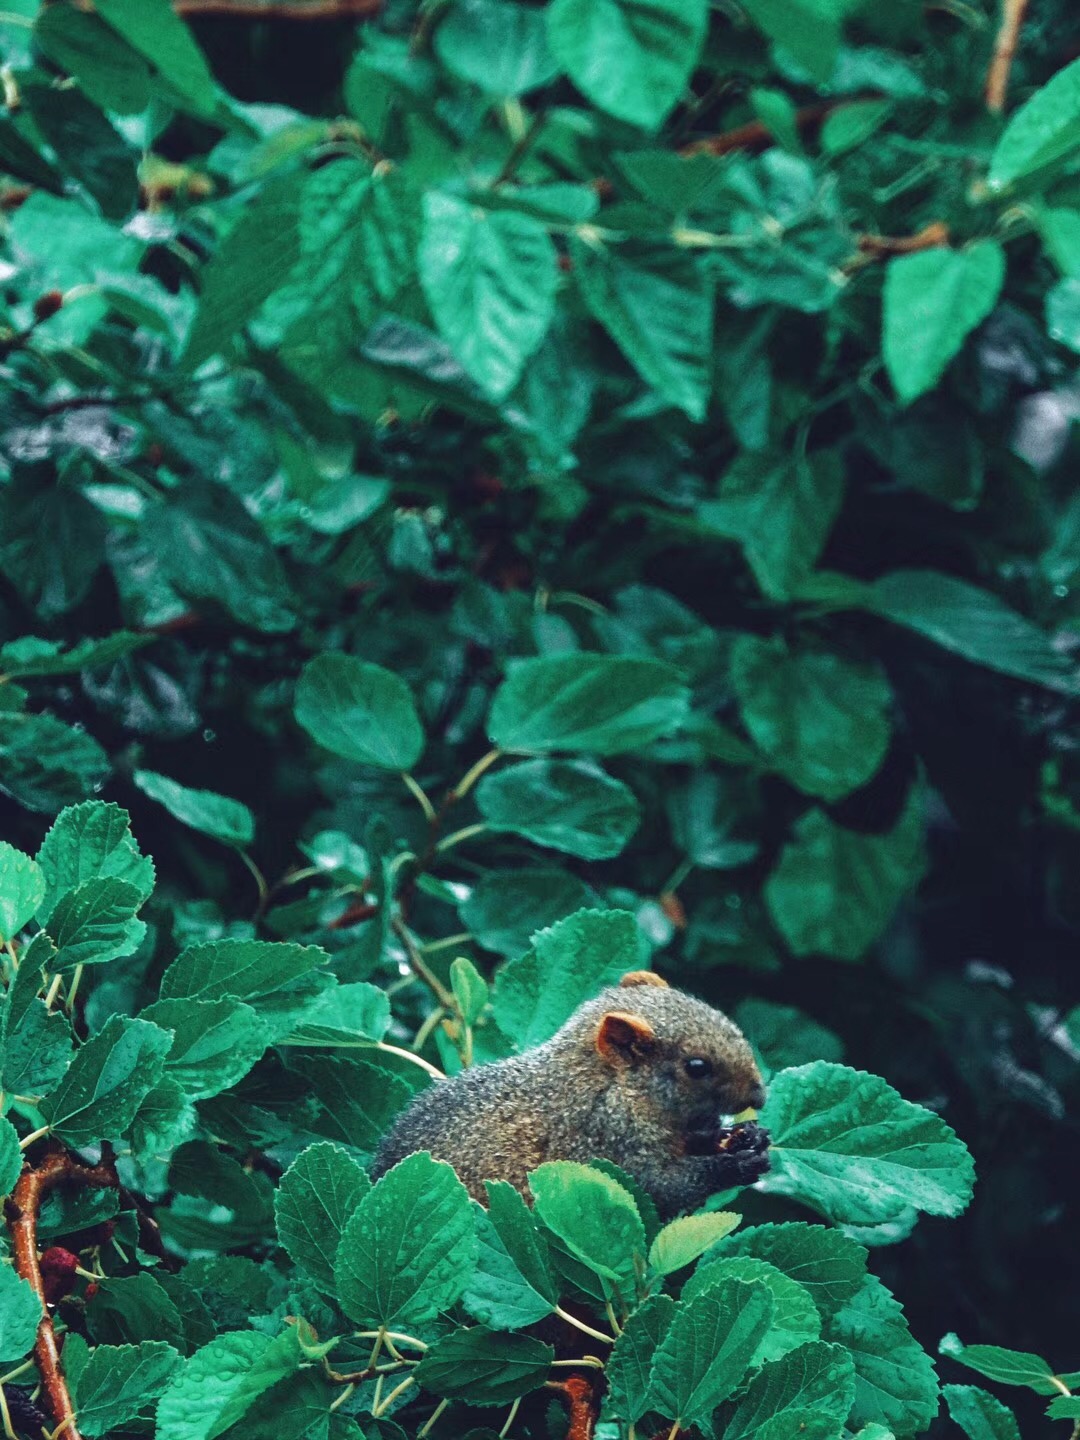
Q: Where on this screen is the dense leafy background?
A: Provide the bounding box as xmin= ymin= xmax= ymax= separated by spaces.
xmin=2 ymin=0 xmax=1080 ymax=1435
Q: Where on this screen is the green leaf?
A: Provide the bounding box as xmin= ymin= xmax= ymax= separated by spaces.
xmin=156 ymin=1328 xmax=308 ymax=1440
xmin=764 ymin=789 xmax=925 ymax=960
xmin=759 ymin=1061 xmax=976 ymax=1225
xmin=93 ymin=0 xmax=217 ymax=117
xmin=529 ymin=1160 xmax=646 ymax=1295
xmin=284 ymin=1052 xmax=412 ymax=1154
xmin=140 ymin=998 xmax=271 ymax=1099
xmin=606 ymin=1294 xmax=676 ymax=1422
xmin=740 ymin=0 xmax=845 ymax=82
xmin=648 ymin=1211 xmax=741 ymax=1276
xmin=938 ymin=1334 xmax=1063 ymax=1395
xmin=70 ymin=1340 xmax=180 ymax=1437
xmin=736 ymin=1000 xmax=844 ymax=1076
xmin=989 ymin=56 xmax=1080 ymax=188
xmin=0 ymin=1264 xmax=43 ymax=1357
xmin=36 ymin=801 xmax=154 ymax=926
xmin=489 ymin=654 xmax=689 ymax=755
xmin=0 ymin=632 xmax=150 ymax=679
xmin=1047 ymin=274 xmax=1080 ymax=351
xmin=883 ymin=243 xmax=1006 ymax=405
xmin=492 ymin=907 xmax=644 ymax=1049
xmin=463 ymin=1183 xmax=558 ymax=1330
xmin=33 ymin=6 xmax=152 ymax=114
xmin=715 ymin=1220 xmax=867 ymax=1319
xmin=864 ymin=570 xmax=1076 ymax=693
xmin=335 ymin=1151 xmax=477 ymax=1327
xmin=943 ymin=1385 xmax=1022 ymax=1440
xmin=295 ymin=654 xmax=424 ymax=770
xmin=40 ymin=1015 xmax=173 ymax=1146
xmin=546 ymin=0 xmax=708 ymax=129
xmin=571 ymin=239 xmax=713 ymax=419
xmin=0 ymin=841 xmax=44 ymax=941
xmin=684 ymin=1255 xmax=821 ymax=1365
xmin=732 ymin=636 xmax=892 ymax=801
xmin=450 ymin=955 xmax=490 ymax=1027
xmin=88 ymin=1273 xmax=186 ymax=1350
xmin=46 ymin=877 xmax=145 ymax=971
xmin=698 ymin=449 xmax=845 ymax=600
xmin=476 ymin=758 xmax=640 ymax=859
xmin=0 ymin=1116 xmax=21 ymax=1198
xmin=134 ymin=770 xmax=255 ymax=848
xmin=419 ymin=193 xmax=558 ymax=402
xmin=0 ymin=712 xmax=110 ymax=816
xmin=647 ymin=1279 xmax=776 ymax=1428
xmin=414 ymin=1326 xmax=554 ymax=1404
xmin=160 ymin=938 xmax=327 ymax=1006
xmin=720 ymin=1338 xmax=857 ymax=1440
xmin=275 ymin=1141 xmax=371 ymax=1294
xmin=434 ymin=0 xmax=559 ymax=95
xmin=282 ymin=982 xmax=392 ymax=1046
xmin=459 ymin=868 xmax=594 ymax=958
xmin=0 ymin=935 xmax=72 ymax=1095
xmin=826 ymin=1275 xmax=938 ymax=1435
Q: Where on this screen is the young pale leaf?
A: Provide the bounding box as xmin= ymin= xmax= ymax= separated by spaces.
xmin=529 ymin=1160 xmax=646 ymax=1294
xmin=295 ymin=653 xmax=424 ymax=770
xmin=570 ymin=239 xmax=712 ymax=418
xmin=606 ymin=1294 xmax=676 ymax=1422
xmin=40 ymin=1016 xmax=173 ymax=1147
xmin=70 ymin=1340 xmax=180 ymax=1437
xmin=720 ymin=1338 xmax=857 ymax=1440
xmin=489 ymin=654 xmax=689 ymax=755
xmin=46 ymin=876 xmax=145 ymax=971
xmin=698 ymin=448 xmax=845 ymax=600
xmin=335 ymin=1151 xmax=476 ymax=1327
xmin=0 ymin=1264 xmax=43 ymax=1356
xmin=36 ymin=800 xmax=154 ymax=925
xmin=882 ymin=242 xmax=1005 ymax=406
xmin=648 ymin=1210 xmax=741 ymax=1276
xmin=450 ymin=955 xmax=489 ymax=1027
xmin=434 ymin=0 xmax=559 ymax=95
xmin=865 ymin=570 xmax=1076 ymax=693
xmin=938 ymin=1334 xmax=1064 ymax=1394
xmin=156 ymin=1328 xmax=306 ymax=1440
xmin=463 ymin=1187 xmax=557 ymax=1330
xmin=826 ymin=1275 xmax=938 ymax=1435
xmin=764 ymin=790 xmax=924 ymax=960
xmin=492 ymin=907 xmax=643 ymax=1049
xmin=0 ymin=841 xmax=44 ymax=941
xmin=759 ymin=1062 xmax=976 ymax=1225
xmin=943 ymin=1384 xmax=1022 ymax=1440
xmin=414 ymin=1325 xmax=554 ymax=1404
xmin=647 ymin=1279 xmax=777 ymax=1429
xmin=419 ymin=193 xmax=558 ymax=401
xmin=140 ymin=998 xmax=271 ymax=1100
xmin=476 ymin=758 xmax=641 ymax=860
xmin=134 ymin=770 xmax=255 ymax=848
xmin=181 ymin=171 xmax=304 ymax=370
xmin=547 ymin=0 xmax=708 ymax=129
xmin=989 ymin=57 xmax=1080 ymax=188
xmin=0 ymin=1116 xmax=22 ymax=1197
xmin=275 ymin=1141 xmax=371 ymax=1294
xmin=160 ymin=938 xmax=327 ymax=1005
xmin=732 ymin=635 xmax=892 ymax=801
xmin=684 ymin=1255 xmax=821 ymax=1365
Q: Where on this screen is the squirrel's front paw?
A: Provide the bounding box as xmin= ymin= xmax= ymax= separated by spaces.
xmin=714 ymin=1120 xmax=771 ymax=1186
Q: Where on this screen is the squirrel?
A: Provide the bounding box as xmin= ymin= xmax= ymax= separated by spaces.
xmin=372 ymin=970 xmax=770 ymax=1218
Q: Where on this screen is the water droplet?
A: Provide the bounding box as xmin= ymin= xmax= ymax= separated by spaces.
xmin=202 ymin=728 xmax=216 ymax=742
xmin=1054 ymin=584 xmax=1069 ymax=599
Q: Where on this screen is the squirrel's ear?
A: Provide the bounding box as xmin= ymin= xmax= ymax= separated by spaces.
xmin=597 ymin=1010 xmax=657 ymax=1063
xmin=619 ymin=970 xmax=668 ymax=989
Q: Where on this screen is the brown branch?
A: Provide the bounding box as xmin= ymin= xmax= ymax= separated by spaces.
xmin=546 ymin=1376 xmax=600 ymax=1440
xmin=856 ymin=221 xmax=952 ymax=258
xmin=985 ymin=0 xmax=1031 ymax=113
xmin=174 ymin=0 xmax=381 ymax=15
xmin=7 ymin=1144 xmax=121 ymax=1440
xmin=681 ymin=97 xmax=870 ymax=158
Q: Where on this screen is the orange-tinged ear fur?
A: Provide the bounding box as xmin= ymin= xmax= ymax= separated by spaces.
xmin=597 ymin=1010 xmax=657 ymax=1062
xmin=619 ymin=970 xmax=668 ymax=988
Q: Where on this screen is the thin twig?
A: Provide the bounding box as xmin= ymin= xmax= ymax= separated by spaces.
xmin=175 ymin=0 xmax=381 ymax=14
xmin=985 ymin=0 xmax=1030 ymax=113
xmin=392 ymin=917 xmax=455 ymax=1010
xmin=7 ymin=1145 xmax=121 ymax=1440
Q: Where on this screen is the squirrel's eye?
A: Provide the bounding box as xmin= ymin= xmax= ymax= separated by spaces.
xmin=684 ymin=1057 xmax=712 ymax=1078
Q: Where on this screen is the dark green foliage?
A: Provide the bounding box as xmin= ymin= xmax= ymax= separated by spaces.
xmin=1 ymin=0 xmax=1079 ymax=1435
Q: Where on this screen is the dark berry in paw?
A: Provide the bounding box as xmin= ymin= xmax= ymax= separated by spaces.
xmin=715 ymin=1121 xmax=771 ymax=1182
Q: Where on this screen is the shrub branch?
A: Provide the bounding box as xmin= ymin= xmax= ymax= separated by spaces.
xmin=985 ymin=0 xmax=1031 ymax=112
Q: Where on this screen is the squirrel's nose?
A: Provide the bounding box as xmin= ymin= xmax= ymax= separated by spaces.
xmin=748 ymin=1080 xmax=767 ymax=1110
